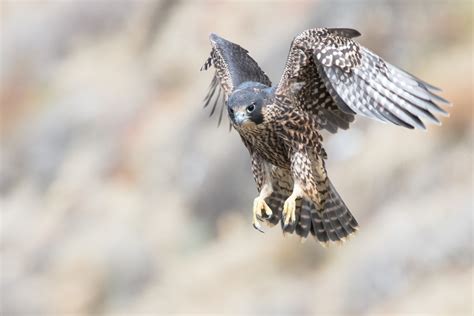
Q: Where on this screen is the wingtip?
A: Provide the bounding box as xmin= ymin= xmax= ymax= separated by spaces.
xmin=413 ymin=121 xmax=426 ymax=130
xmin=421 ymin=82 xmax=442 ymax=92
xmin=352 ymin=29 xmax=362 ymax=38
xmin=433 ymin=94 xmax=452 ymax=106
xmin=425 ymin=114 xmax=442 ymax=126
xmin=209 ymin=33 xmax=241 ymax=51
xmin=209 ymin=32 xmax=225 ymax=44
xmin=327 ymin=28 xmax=362 ymax=38
xmin=433 ymin=119 xmax=443 ymax=126
xmin=429 ymin=102 xmax=451 ymax=115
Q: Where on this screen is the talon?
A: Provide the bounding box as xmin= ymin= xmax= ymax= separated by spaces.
xmin=283 ymin=195 xmax=297 ymax=227
xmin=261 ymin=200 xmax=273 ymax=218
xmin=257 ymin=211 xmax=271 ymax=221
xmin=253 ymin=222 xmax=264 ymax=233
xmin=252 ymin=196 xmax=273 ymax=233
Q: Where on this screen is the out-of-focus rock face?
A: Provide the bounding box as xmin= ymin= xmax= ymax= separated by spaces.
xmin=1 ymin=1 xmax=472 ymax=314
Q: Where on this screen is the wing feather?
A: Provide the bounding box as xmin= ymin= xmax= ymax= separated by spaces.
xmin=277 ymin=28 xmax=449 ymax=130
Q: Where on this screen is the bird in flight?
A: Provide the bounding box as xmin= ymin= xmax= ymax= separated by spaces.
xmin=201 ymin=28 xmax=449 ymax=246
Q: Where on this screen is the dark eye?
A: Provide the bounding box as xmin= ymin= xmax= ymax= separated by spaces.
xmin=229 ymin=108 xmax=234 ymax=114
xmin=246 ymin=103 xmax=255 ymax=113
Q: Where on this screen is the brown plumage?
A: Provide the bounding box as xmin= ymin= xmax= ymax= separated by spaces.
xmin=201 ymin=28 xmax=450 ymax=246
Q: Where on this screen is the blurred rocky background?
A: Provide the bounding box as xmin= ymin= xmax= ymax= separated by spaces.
xmin=0 ymin=0 xmax=472 ymax=315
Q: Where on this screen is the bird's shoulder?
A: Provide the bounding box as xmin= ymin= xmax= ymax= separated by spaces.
xmin=264 ymin=102 xmax=323 ymax=150
xmin=269 ymin=97 xmax=317 ymax=129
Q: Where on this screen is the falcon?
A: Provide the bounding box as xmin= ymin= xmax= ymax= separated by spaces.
xmin=201 ymin=28 xmax=449 ymax=246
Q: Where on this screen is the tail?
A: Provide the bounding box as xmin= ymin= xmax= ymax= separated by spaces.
xmin=264 ymin=178 xmax=359 ymax=245
xmin=308 ymin=179 xmax=359 ymax=244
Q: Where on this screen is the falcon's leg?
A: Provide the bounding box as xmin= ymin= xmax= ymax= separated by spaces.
xmin=282 ymin=183 xmax=304 ymax=227
xmin=283 ymin=149 xmax=322 ymax=228
xmin=249 ymin=152 xmax=274 ymax=232
xmin=252 ymin=183 xmax=273 ymax=232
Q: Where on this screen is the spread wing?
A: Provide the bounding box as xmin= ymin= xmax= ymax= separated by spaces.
xmin=276 ymin=28 xmax=450 ymax=131
xmin=201 ymin=33 xmax=272 ymax=126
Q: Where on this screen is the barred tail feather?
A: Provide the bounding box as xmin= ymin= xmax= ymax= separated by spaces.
xmin=295 ymin=200 xmax=312 ymax=239
xmin=261 ymin=166 xmax=358 ymax=245
xmin=264 ymin=191 xmax=285 ymax=227
xmin=264 ymin=178 xmax=358 ymax=245
xmin=312 ymin=178 xmax=359 ymax=244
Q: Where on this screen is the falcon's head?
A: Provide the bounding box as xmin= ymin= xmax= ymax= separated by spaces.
xmin=227 ymin=82 xmax=273 ymax=129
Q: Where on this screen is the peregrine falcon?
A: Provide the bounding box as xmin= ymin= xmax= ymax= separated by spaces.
xmin=201 ymin=28 xmax=449 ymax=246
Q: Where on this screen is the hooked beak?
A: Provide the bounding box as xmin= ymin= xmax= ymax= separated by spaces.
xmin=234 ymin=111 xmax=254 ymax=127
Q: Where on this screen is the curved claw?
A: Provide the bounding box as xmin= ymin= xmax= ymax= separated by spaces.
xmin=282 ymin=218 xmax=292 ymax=230
xmin=252 ymin=196 xmax=273 ymax=233
xmin=262 ymin=210 xmax=272 ymax=220
xmin=256 ymin=211 xmax=272 ymax=222
xmin=252 ymin=222 xmax=265 ymax=233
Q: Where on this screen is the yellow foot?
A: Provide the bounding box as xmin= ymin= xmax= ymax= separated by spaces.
xmin=282 ymin=195 xmax=297 ymax=228
xmin=252 ymin=196 xmax=273 ymax=233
